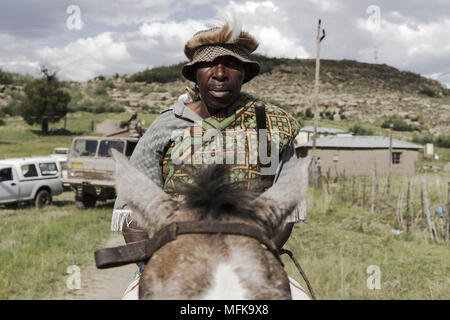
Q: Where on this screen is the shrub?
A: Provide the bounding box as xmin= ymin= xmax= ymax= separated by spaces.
xmin=305 ymin=107 xmax=314 ymax=119
xmin=128 ymin=62 xmax=185 ymax=83
xmin=3 ymin=98 xmax=23 ymax=116
xmin=93 ymin=84 xmax=108 ymax=96
xmin=412 ymin=134 xmax=434 ymax=145
xmin=350 ymin=124 xmax=375 ymax=136
xmin=0 ymin=68 xmax=13 ymax=85
xmin=381 ymin=117 xmax=413 ymax=131
xmin=435 ymin=134 xmax=450 ymax=148
xmin=419 ymin=87 xmax=436 ymax=97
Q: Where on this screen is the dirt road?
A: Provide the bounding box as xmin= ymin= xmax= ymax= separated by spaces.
xmin=62 ymin=233 xmax=137 ymax=300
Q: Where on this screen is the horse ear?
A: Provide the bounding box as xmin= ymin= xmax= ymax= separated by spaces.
xmin=257 ymin=156 xmax=311 ymax=225
xmin=111 ymin=149 xmax=175 ymax=230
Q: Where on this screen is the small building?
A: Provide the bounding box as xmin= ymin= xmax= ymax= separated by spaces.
xmin=295 ymin=126 xmax=351 ymax=146
xmin=424 ymin=143 xmax=434 ymax=158
xmin=296 ymin=136 xmax=423 ymax=176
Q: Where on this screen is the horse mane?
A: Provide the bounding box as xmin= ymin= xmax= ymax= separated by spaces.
xmin=178 ymin=165 xmax=275 ymax=236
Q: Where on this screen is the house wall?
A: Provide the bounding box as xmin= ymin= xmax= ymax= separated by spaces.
xmin=301 ymin=148 xmax=418 ymax=176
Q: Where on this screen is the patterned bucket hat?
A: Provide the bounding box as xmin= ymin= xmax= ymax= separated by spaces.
xmin=182 ymin=24 xmax=260 ymax=84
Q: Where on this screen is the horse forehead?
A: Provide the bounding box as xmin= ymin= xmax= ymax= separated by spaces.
xmin=201 ymin=262 xmax=248 ymax=300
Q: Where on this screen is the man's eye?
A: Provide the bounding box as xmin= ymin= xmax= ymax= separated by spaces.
xmin=226 ymin=61 xmax=238 ymax=67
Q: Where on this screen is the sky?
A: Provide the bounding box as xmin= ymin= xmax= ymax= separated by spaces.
xmin=0 ymin=0 xmax=449 ymax=87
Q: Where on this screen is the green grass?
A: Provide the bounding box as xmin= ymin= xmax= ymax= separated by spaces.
xmin=283 ymin=185 xmax=450 ymax=300
xmin=0 ymin=193 xmax=112 ymax=299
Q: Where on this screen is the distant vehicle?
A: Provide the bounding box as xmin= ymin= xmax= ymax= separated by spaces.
xmin=49 ymin=148 xmax=70 ymax=190
xmin=0 ymin=156 xmax=64 ymax=208
xmin=62 ymin=128 xmax=142 ymax=209
xmin=51 ymin=147 xmax=70 ymax=157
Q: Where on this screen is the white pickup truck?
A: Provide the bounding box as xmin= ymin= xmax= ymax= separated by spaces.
xmin=0 ymin=156 xmax=64 ymax=208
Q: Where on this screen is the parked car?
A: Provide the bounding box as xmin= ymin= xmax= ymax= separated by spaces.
xmin=0 ymin=157 xmax=64 ymax=208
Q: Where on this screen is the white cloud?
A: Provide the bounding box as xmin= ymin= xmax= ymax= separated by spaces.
xmin=224 ymin=0 xmax=309 ymax=58
xmin=356 ymin=16 xmax=450 ymax=69
xmin=30 ymin=19 xmax=209 ymax=81
xmin=34 ymin=33 xmax=136 ymax=81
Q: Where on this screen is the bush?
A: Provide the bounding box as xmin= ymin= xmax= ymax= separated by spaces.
xmin=412 ymin=134 xmax=434 ymax=145
xmin=350 ymin=124 xmax=375 ymax=136
xmin=305 ymin=107 xmax=314 ymax=119
xmin=93 ymin=84 xmax=108 ymax=96
xmin=419 ymin=87 xmax=436 ymax=97
xmin=435 ymin=134 xmax=450 ymax=148
xmin=381 ymin=117 xmax=414 ymax=131
xmin=128 ymin=62 xmax=185 ymax=83
xmin=3 ymin=98 xmax=23 ymax=116
xmin=0 ymin=68 xmax=13 ymax=85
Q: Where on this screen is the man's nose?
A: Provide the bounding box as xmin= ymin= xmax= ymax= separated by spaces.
xmin=212 ymin=64 xmax=228 ymax=81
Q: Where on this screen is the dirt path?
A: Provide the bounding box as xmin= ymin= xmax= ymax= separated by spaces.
xmin=62 ymin=233 xmax=137 ymax=300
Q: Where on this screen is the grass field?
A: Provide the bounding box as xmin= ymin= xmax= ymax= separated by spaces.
xmin=0 ymin=114 xmax=449 ymax=300
xmin=0 ymin=193 xmax=113 ymax=299
xmin=283 ymin=186 xmax=450 ymax=300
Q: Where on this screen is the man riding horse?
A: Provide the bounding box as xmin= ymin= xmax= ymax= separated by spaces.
xmin=111 ymin=17 xmax=308 ymax=299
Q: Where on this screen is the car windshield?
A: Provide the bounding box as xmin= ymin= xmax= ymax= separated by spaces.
xmin=98 ymin=140 xmax=124 ymax=157
xmin=72 ymin=139 xmax=98 ymax=157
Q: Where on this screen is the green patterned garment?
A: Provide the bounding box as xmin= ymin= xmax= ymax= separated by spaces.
xmin=162 ymin=93 xmax=300 ymax=196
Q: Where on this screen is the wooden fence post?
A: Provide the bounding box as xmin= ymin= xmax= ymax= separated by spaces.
xmin=371 ymin=167 xmax=376 ymax=213
xmin=420 ymin=178 xmax=425 ymax=232
xmin=361 ymin=176 xmax=367 ymax=209
xmin=351 ymin=176 xmax=356 ymax=206
xmin=341 ymin=170 xmax=346 ymax=202
xmin=447 ymin=181 xmax=450 ymax=244
xmin=406 ymin=179 xmax=412 ymax=234
xmin=422 ymin=178 xmax=438 ymax=243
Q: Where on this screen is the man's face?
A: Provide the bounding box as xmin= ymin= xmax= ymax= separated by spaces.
xmin=195 ymin=56 xmax=245 ymax=110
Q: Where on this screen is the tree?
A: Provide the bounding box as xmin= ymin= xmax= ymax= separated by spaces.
xmin=20 ymin=67 xmax=70 ymax=134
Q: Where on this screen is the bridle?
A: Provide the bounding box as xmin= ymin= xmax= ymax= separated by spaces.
xmin=95 ymin=220 xmax=283 ymax=269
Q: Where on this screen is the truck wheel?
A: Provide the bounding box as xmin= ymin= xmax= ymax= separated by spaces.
xmin=75 ymin=194 xmax=97 ymax=209
xmin=35 ymin=189 xmax=52 ymax=208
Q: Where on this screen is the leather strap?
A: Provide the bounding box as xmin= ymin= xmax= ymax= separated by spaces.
xmin=254 ymin=101 xmax=271 ymax=168
xmin=95 ymin=221 xmax=281 ymax=269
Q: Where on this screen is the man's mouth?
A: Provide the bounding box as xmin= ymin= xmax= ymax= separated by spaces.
xmin=208 ymin=87 xmax=232 ymax=98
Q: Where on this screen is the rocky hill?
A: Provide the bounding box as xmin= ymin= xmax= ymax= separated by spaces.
xmin=1 ymin=57 xmax=449 ymax=136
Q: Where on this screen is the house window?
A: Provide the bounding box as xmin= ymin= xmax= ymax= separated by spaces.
xmin=332 ymin=154 xmax=339 ymax=163
xmin=392 ymin=152 xmax=402 ymax=164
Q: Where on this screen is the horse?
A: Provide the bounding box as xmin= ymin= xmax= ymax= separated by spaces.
xmin=107 ymin=149 xmax=309 ymax=299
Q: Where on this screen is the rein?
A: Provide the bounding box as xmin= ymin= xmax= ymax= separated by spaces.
xmin=95 ymin=221 xmax=282 ymax=269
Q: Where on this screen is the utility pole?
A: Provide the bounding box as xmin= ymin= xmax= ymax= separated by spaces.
xmin=386 ymin=123 xmax=393 ymax=215
xmin=311 ymin=19 xmax=326 ymax=164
